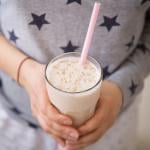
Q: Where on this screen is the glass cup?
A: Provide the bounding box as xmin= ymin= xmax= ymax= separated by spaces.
xmin=45 ymin=52 xmax=103 ymax=127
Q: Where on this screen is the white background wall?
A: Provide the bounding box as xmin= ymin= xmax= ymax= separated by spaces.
xmin=138 ymin=76 xmax=150 ymax=150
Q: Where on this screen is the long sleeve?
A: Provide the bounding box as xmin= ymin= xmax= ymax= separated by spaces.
xmin=107 ymin=9 xmax=150 ymax=111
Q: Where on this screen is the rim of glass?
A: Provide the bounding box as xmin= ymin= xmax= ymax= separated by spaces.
xmin=45 ymin=52 xmax=103 ymax=94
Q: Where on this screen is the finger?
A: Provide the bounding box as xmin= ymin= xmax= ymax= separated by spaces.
xmin=40 ymin=107 xmax=79 ymax=141
xmin=32 ymin=98 xmax=78 ymax=141
xmin=47 ymin=103 xmax=73 ymax=125
xmin=80 ymin=98 xmax=111 ymax=133
xmin=51 ymin=135 xmax=65 ymax=147
xmin=37 ymin=114 xmax=66 ymax=141
xmin=78 ymin=103 xmax=104 ymax=136
xmin=37 ymin=114 xmax=52 ymax=133
xmin=38 ymin=112 xmax=79 ymax=141
xmin=51 ymin=122 xmax=79 ymax=141
xmin=65 ymin=142 xmax=86 ymax=150
xmin=67 ymin=126 xmax=106 ymax=149
xmin=57 ymin=144 xmax=68 ymax=150
xmin=31 ymin=101 xmax=52 ymax=131
xmin=40 ymin=91 xmax=73 ymax=126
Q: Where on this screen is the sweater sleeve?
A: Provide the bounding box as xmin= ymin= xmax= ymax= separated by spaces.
xmin=107 ymin=9 xmax=150 ymax=111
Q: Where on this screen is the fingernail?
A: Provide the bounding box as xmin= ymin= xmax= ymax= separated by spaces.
xmin=63 ymin=120 xmax=72 ymax=125
xmin=69 ymin=132 xmax=79 ymax=139
xmin=60 ymin=142 xmax=65 ymax=147
xmin=66 ymin=139 xmax=77 ymax=144
xmin=58 ymin=143 xmax=65 ymax=149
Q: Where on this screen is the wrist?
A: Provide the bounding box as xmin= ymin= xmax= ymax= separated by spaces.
xmin=101 ymin=80 xmax=123 ymax=112
xmin=19 ymin=58 xmax=39 ymax=87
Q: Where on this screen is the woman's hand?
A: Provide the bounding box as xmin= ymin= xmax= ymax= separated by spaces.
xmin=19 ymin=59 xmax=79 ymax=147
xmin=65 ymin=80 xmax=123 ymax=150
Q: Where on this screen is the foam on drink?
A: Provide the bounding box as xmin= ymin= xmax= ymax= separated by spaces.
xmin=46 ymin=57 xmax=101 ymax=93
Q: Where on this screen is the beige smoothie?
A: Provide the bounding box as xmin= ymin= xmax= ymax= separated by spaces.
xmin=45 ymin=52 xmax=102 ymax=127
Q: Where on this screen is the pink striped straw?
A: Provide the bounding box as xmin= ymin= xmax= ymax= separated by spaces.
xmin=80 ymin=1 xmax=101 ymax=65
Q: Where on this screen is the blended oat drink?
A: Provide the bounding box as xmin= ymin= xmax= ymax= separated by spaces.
xmin=45 ymin=52 xmax=102 ymax=127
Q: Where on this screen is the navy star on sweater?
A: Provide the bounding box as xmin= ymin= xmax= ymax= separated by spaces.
xmin=29 ymin=13 xmax=50 ymax=30
xmin=8 ymin=30 xmax=19 ymax=43
xmin=60 ymin=41 xmax=79 ymax=53
xmin=137 ymin=44 xmax=148 ymax=54
xmin=66 ymin=0 xmax=81 ymax=5
xmin=103 ymin=66 xmax=111 ymax=79
xmin=141 ymin=0 xmax=150 ymax=4
xmin=129 ymin=80 xmax=138 ymax=96
xmin=100 ymin=16 xmax=120 ymax=32
xmin=126 ymin=36 xmax=135 ymax=50
xmin=11 ymin=107 xmax=21 ymax=115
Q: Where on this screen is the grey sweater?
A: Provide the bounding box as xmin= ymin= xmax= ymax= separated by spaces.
xmin=0 ymin=0 xmax=150 ymax=127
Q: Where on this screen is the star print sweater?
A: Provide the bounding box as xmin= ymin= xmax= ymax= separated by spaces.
xmin=0 ymin=0 xmax=150 ymax=126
